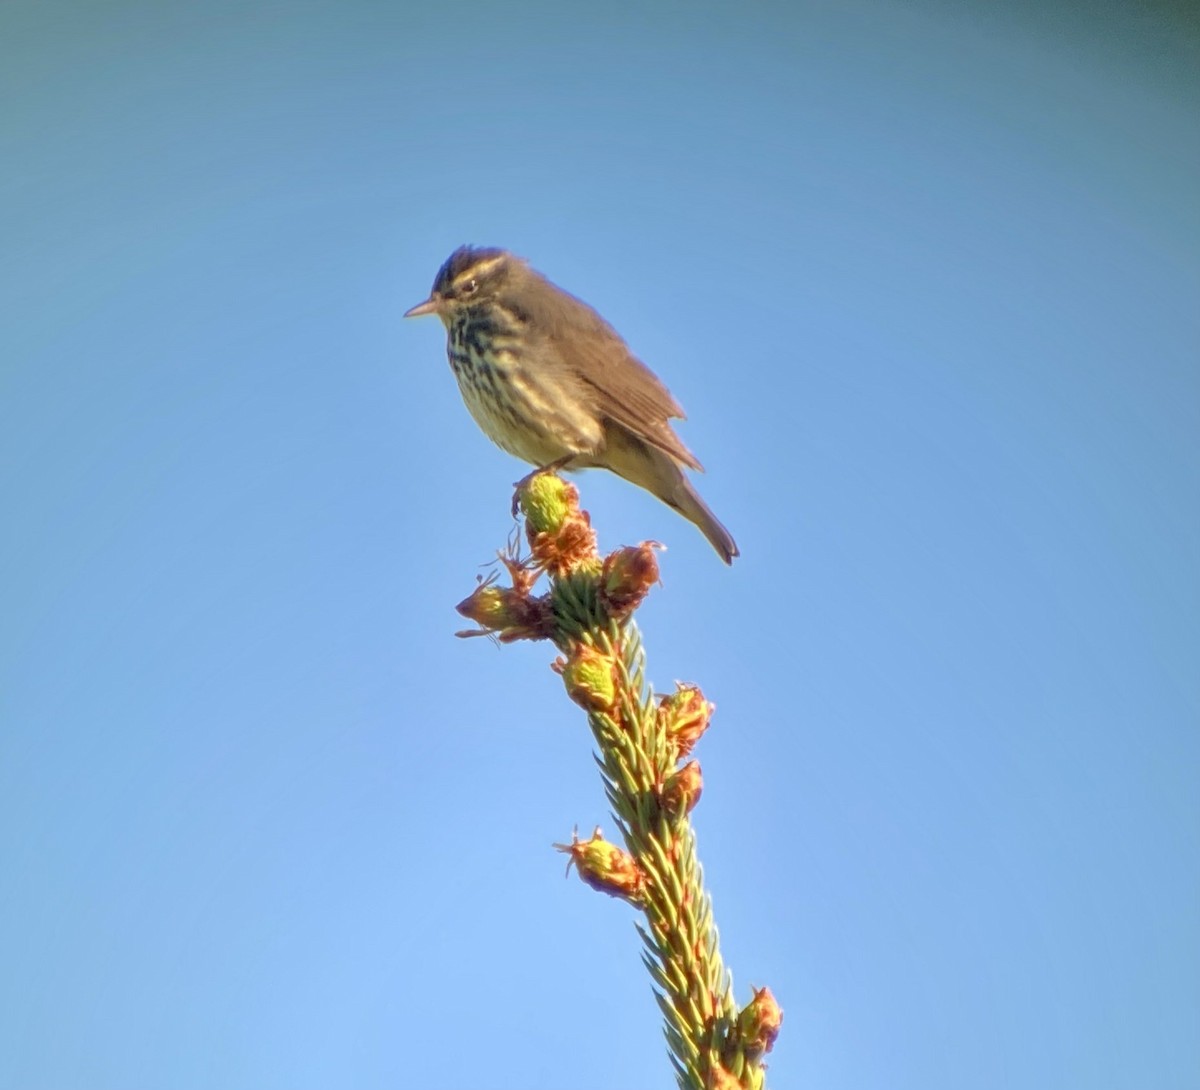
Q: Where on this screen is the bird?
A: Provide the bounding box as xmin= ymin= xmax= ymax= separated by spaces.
xmin=404 ymin=246 xmax=738 ymax=563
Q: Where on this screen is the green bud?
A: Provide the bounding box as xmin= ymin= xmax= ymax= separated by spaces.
xmin=554 ymin=827 xmax=645 ymax=904
xmin=456 ymin=581 xmax=553 ymax=642
xmin=518 ymin=472 xmax=573 ymax=535
xmin=558 ymin=644 xmax=617 ymax=712
xmin=735 ymin=986 xmax=782 ymax=1058
xmin=658 ymin=683 xmax=714 ymax=757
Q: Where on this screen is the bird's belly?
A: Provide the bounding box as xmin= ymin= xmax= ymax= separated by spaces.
xmin=448 ymin=345 xmax=601 ymax=466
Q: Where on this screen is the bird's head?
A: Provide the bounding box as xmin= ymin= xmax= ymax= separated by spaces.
xmin=404 ymin=246 xmax=515 ymax=325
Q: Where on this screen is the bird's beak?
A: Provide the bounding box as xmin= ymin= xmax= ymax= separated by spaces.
xmin=404 ymin=294 xmax=441 ymax=319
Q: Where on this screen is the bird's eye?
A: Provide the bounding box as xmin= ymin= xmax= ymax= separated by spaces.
xmin=461 ymin=278 xmax=479 ymax=295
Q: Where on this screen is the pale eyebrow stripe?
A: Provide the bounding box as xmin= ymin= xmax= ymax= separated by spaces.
xmin=452 ymin=255 xmax=506 ymax=286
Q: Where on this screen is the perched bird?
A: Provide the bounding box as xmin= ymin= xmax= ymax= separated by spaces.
xmin=404 ymin=246 xmax=738 ymax=562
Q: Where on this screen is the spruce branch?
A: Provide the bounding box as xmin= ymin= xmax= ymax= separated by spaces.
xmin=456 ymin=472 xmax=780 ymax=1089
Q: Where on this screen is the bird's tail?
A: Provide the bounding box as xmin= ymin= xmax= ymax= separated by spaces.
xmin=671 ymin=474 xmax=739 ymax=564
xmin=598 ymin=430 xmax=739 ymax=563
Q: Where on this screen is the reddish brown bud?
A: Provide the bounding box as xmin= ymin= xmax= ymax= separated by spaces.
xmin=706 ymin=1064 xmax=744 ymax=1090
xmin=499 ymin=550 xmax=541 ymax=597
xmin=735 ymin=985 xmax=783 ymax=1058
xmin=455 ymin=580 xmax=553 ymax=642
xmin=599 ymin=542 xmax=660 ymax=618
xmin=658 ymin=682 xmax=714 ymax=757
xmin=557 ymin=643 xmax=617 ymax=712
xmin=553 ymin=826 xmax=645 ymax=905
xmin=661 ymin=759 xmax=704 ymax=815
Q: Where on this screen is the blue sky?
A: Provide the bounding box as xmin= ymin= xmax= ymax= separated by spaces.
xmin=2 ymin=2 xmax=1197 ymax=1087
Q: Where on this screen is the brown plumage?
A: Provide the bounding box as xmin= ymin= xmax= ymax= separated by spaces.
xmin=405 ymin=246 xmax=738 ymax=562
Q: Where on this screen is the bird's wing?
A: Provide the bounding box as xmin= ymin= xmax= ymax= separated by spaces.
xmin=522 ymin=282 xmax=704 ymax=472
